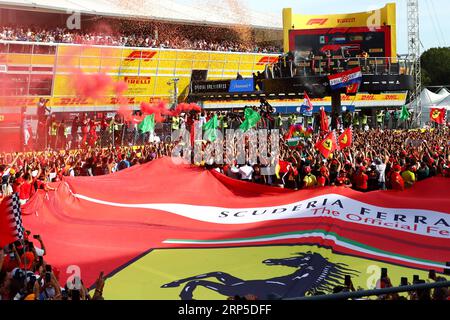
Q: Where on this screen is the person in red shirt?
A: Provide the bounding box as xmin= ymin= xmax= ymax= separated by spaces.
xmin=317 ymin=166 xmax=329 ymax=187
xmin=88 ymin=119 xmax=99 ymax=147
xmin=19 ymin=173 xmax=33 ymax=205
xmin=354 ymin=166 xmax=369 ymax=192
xmin=390 ymin=165 xmax=405 ymax=191
xmin=334 ymin=170 xmax=352 ymax=188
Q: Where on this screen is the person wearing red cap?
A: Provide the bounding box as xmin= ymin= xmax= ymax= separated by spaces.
xmin=334 ymin=170 xmax=352 ymax=188
xmin=317 ymin=166 xmax=329 ymax=187
xmin=390 ymin=165 xmax=405 ymax=191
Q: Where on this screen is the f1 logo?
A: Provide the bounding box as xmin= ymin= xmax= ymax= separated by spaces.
xmin=306 ymin=18 xmax=328 ymax=26
xmin=257 ymin=57 xmax=279 ymax=65
xmin=125 ymin=51 xmax=157 ymax=62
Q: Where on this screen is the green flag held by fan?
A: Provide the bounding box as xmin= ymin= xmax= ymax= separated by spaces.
xmin=138 ymin=115 xmax=155 ymax=134
xmin=203 ymin=114 xmax=219 ymax=142
xmin=400 ymin=105 xmax=410 ymax=121
xmin=240 ymin=108 xmax=261 ymax=132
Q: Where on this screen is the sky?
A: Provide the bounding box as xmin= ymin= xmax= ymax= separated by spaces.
xmin=176 ymin=0 xmax=449 ymax=54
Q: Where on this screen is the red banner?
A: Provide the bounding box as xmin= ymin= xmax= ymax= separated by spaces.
xmin=21 ymin=158 xmax=450 ymax=288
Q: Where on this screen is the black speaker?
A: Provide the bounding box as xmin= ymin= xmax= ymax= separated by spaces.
xmin=191 ymin=70 xmax=208 ymax=82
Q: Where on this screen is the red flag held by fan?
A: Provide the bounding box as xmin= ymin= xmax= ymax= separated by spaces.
xmin=320 ymin=107 xmax=329 ymax=132
xmin=338 ymin=128 xmax=353 ymax=150
xmin=346 ymin=83 xmax=360 ymax=95
xmin=315 ymin=131 xmax=338 ymax=158
xmin=430 ymin=108 xmax=447 ymax=125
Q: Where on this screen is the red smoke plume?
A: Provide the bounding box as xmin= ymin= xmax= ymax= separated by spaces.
xmin=170 ymin=103 xmax=202 ymax=116
xmin=140 ymin=101 xmax=168 ymax=123
xmin=73 ymin=72 xmax=113 ymax=101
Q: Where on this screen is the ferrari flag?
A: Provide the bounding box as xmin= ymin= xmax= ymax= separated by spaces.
xmin=20 ymin=158 xmax=450 ymax=300
xmin=430 ymin=108 xmax=447 ymax=125
xmin=315 ymin=131 xmax=338 ymax=159
xmin=338 ymin=128 xmax=353 ymax=150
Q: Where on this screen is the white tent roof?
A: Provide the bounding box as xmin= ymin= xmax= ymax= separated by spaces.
xmin=407 ymin=88 xmax=449 ymax=109
xmin=436 ymin=95 xmax=450 ymax=110
xmin=437 ymin=88 xmax=450 ymax=99
xmin=0 ymin=0 xmax=282 ymax=30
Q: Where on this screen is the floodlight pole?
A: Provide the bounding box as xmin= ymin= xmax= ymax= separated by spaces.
xmin=168 ymin=78 xmax=179 ymax=108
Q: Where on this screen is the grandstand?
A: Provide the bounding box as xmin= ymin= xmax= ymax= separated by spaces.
xmin=0 ymin=1 xmax=411 ymax=143
xmin=0 ymin=0 xmax=283 ymax=112
xmin=0 ymin=0 xmax=281 ymax=30
xmin=0 ymin=0 xmax=282 ymax=45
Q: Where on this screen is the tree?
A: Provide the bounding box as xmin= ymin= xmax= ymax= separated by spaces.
xmin=420 ymin=47 xmax=450 ymax=86
xmin=421 ymin=68 xmax=432 ymax=87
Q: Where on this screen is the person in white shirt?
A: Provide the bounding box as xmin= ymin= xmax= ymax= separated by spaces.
xmin=239 ymin=164 xmax=254 ymax=181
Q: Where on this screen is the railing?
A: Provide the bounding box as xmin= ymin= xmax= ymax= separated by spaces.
xmin=264 ymin=56 xmax=414 ymax=79
xmin=0 ymin=40 xmax=278 ymax=104
xmin=284 ymin=280 xmax=450 ymax=301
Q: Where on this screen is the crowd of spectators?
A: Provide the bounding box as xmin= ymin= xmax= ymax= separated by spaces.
xmin=2 ymin=110 xmax=450 ymax=205
xmin=1 ymin=107 xmax=449 ymax=301
xmin=0 ymin=25 xmax=282 ymax=53
xmin=0 ymin=232 xmax=106 ymax=300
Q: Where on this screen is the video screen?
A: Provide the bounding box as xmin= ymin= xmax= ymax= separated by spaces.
xmin=289 ymin=26 xmax=391 ymax=60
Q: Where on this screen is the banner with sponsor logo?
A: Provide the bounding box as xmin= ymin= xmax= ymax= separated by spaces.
xmin=22 ymin=157 xmax=450 ymax=300
xmin=229 ymin=79 xmax=254 ymax=93
xmin=203 ymin=93 xmax=408 ymax=111
xmin=0 ymin=43 xmax=274 ymax=112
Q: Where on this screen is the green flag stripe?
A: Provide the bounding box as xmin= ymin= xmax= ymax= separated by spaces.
xmin=164 ymin=229 xmax=444 ymax=268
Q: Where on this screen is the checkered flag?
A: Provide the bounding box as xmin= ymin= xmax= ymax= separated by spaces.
xmin=0 ymin=193 xmax=25 ymax=246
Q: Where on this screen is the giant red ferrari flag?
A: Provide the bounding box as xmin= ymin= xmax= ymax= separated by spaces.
xmin=20 ymin=158 xmax=450 ymax=299
xmin=315 ymin=131 xmax=338 ymax=158
xmin=338 ymin=128 xmax=353 ymax=150
xmin=430 ymin=108 xmax=447 ymax=124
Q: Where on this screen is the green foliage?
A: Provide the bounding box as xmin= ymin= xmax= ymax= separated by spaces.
xmin=421 ymin=47 xmax=450 ymax=86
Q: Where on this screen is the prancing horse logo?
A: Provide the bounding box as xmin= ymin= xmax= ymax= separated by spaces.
xmin=432 ymin=110 xmax=441 ymax=119
xmin=323 ymin=139 xmax=333 ymax=150
xmin=162 ymin=252 xmax=359 ymax=300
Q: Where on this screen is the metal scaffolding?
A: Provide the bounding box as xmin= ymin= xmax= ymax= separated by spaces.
xmin=407 ymin=0 xmax=422 ymax=126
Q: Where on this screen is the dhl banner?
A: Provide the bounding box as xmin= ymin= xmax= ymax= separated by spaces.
xmin=0 ymin=92 xmax=407 ymax=113
xmin=204 ymin=93 xmax=407 ymax=110
xmin=22 ymin=158 xmax=450 ymax=300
